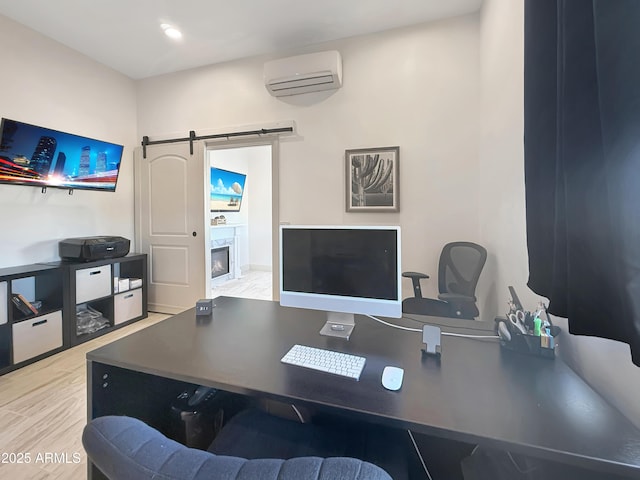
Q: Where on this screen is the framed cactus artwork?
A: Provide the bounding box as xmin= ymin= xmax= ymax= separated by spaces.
xmin=345 ymin=146 xmax=399 ymax=212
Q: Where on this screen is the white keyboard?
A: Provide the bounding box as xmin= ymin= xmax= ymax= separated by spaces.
xmin=281 ymin=344 xmax=366 ymax=380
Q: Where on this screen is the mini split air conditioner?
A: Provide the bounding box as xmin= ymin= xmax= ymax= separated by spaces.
xmin=264 ymin=50 xmax=342 ymax=97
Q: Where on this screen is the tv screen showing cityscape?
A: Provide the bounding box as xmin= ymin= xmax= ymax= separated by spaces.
xmin=0 ymin=118 xmax=124 ymax=192
xmin=210 ymin=167 xmax=247 ymax=212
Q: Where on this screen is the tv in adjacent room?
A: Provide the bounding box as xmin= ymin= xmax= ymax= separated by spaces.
xmin=210 ymin=167 xmax=247 ymax=212
xmin=279 ymin=225 xmax=402 ymax=338
xmin=0 ymin=118 xmax=124 ymax=192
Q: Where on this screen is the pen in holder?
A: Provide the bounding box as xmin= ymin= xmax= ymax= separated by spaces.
xmin=495 ymin=303 xmax=560 ymax=359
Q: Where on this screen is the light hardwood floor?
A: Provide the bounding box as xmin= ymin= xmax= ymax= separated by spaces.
xmin=211 ymin=269 xmax=273 ymax=301
xmin=0 ymin=271 xmax=271 ymax=479
xmin=0 ymin=312 xmax=169 ymax=479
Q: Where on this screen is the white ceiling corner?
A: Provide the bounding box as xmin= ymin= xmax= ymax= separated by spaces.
xmin=0 ymin=0 xmax=482 ymax=79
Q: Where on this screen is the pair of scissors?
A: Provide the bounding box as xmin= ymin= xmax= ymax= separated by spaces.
xmin=508 ymin=310 xmax=528 ymax=334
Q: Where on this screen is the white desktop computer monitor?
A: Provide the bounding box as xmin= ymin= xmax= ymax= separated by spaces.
xmin=279 ymin=225 xmax=401 ymax=339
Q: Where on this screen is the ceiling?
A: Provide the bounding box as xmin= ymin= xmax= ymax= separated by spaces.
xmin=0 ymin=0 xmax=482 ymax=80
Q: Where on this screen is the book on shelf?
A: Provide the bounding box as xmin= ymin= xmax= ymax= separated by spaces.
xmin=11 ymin=293 xmax=39 ymax=316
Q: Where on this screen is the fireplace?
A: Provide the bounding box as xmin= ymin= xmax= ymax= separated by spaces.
xmin=211 ymin=246 xmax=230 ymax=279
xmin=211 ymin=224 xmax=244 ymax=284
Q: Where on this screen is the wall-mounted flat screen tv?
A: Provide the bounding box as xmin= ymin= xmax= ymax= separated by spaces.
xmin=0 ymin=118 xmax=124 ymax=192
xmin=210 ymin=167 xmax=247 ymax=212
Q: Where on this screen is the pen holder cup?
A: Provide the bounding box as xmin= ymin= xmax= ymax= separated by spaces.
xmin=495 ymin=317 xmax=558 ymax=359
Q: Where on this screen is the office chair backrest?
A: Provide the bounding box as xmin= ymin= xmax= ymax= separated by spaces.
xmin=438 ymin=242 xmax=487 ymax=297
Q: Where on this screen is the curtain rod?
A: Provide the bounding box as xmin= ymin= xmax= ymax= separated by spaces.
xmin=141 ymin=126 xmax=294 ymax=158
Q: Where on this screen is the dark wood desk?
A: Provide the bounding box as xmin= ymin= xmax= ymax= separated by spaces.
xmin=87 ymin=296 xmax=640 ymax=478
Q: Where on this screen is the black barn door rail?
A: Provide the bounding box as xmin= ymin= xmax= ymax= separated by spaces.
xmin=141 ymin=127 xmax=294 ymax=158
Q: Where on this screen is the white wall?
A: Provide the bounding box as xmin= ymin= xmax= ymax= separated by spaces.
xmin=0 ymin=15 xmax=137 ymax=268
xmin=136 ymin=13 xmax=482 ymax=309
xmin=477 ymin=0 xmax=537 ymax=314
xmin=245 ymin=146 xmax=273 ymax=270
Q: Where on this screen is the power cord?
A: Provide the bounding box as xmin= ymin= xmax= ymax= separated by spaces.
xmin=366 ymin=315 xmax=500 ymax=340
xmin=403 ymin=314 xmax=498 ymax=333
xmin=441 ymin=332 xmax=499 ymax=340
xmin=506 ymin=451 xmax=539 ymax=474
xmin=407 ymin=430 xmax=434 ymax=480
xmin=365 ymin=314 xmax=422 ymax=332
xmin=467 ymin=445 xmax=539 ymax=475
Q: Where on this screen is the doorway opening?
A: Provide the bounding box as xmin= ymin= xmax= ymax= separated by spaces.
xmin=207 ymin=143 xmax=274 ymax=301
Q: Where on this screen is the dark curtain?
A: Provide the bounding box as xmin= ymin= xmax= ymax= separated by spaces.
xmin=524 ymin=0 xmax=640 ymax=366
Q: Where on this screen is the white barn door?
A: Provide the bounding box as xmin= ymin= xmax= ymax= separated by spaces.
xmin=134 ymin=142 xmax=207 ymax=313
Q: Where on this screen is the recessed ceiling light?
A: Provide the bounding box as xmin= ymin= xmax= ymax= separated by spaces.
xmin=160 ymin=23 xmax=182 ymax=40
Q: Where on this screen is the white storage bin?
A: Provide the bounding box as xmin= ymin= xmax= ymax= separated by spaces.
xmin=12 ymin=310 xmax=63 ymax=364
xmin=114 ymin=289 xmax=142 ymax=325
xmin=118 ymin=278 xmax=130 ymax=292
xmin=76 ymin=265 xmax=112 ymax=304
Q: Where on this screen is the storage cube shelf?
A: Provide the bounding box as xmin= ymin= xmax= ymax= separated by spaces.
xmin=61 ymin=254 xmax=148 ymax=346
xmin=0 ymin=254 xmax=147 ymax=375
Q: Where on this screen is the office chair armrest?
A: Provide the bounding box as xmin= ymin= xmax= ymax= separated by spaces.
xmin=402 ymin=271 xmax=429 ymax=299
xmin=437 ymin=293 xmax=476 ymax=303
xmin=402 ymin=271 xmax=429 ymax=280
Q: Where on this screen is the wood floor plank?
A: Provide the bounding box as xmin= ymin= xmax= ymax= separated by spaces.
xmin=211 ymin=270 xmax=272 ymax=301
xmin=0 ymin=462 xmax=51 ymax=479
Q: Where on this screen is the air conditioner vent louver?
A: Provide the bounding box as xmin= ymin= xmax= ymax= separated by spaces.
xmin=264 ymin=51 xmax=342 ymax=97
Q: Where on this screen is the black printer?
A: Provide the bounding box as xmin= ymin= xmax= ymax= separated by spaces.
xmin=59 ymin=236 xmax=130 ymax=262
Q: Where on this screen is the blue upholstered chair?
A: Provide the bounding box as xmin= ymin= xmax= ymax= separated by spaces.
xmin=83 ymin=413 xmax=394 ymax=480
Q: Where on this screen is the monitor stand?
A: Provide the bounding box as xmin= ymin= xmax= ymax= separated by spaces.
xmin=319 ymin=312 xmax=355 ymax=340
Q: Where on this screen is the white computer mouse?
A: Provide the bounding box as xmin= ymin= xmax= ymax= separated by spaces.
xmin=381 ymin=366 xmax=404 ymax=391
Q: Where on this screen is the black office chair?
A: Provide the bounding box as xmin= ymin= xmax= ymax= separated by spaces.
xmin=402 ymin=242 xmax=487 ymax=319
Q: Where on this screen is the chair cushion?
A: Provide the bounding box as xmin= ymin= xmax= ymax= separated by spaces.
xmin=209 ymin=408 xmax=410 ymax=480
xmin=209 ymin=408 xmax=349 ymax=459
xmin=402 ymin=297 xmax=453 ymax=317
xmin=82 ymin=415 xmax=392 ymax=480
